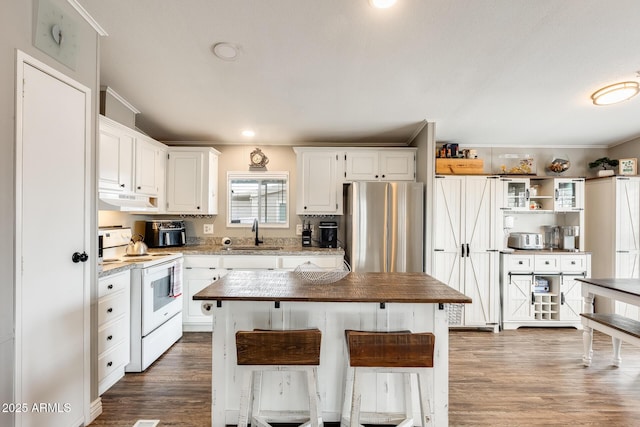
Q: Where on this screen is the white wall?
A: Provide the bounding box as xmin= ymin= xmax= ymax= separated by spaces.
xmin=1 ymin=0 xmax=100 ymax=421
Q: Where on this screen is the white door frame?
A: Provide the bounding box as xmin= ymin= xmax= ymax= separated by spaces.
xmin=14 ymin=49 xmax=92 ymax=425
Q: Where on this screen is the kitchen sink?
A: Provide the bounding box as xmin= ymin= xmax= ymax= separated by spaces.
xmin=225 ymin=246 xmax=283 ymax=251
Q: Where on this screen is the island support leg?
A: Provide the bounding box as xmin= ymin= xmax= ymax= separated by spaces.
xmin=582 ymin=294 xmax=594 ymax=367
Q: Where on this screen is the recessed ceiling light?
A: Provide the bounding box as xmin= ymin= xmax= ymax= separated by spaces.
xmin=241 ymin=130 xmax=255 ymax=138
xmin=369 ymin=0 xmax=397 ymax=8
xmin=591 ymin=81 xmax=640 ymax=106
xmin=212 ymin=42 xmax=239 ymax=61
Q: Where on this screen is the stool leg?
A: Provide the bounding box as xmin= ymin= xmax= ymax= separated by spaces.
xmin=341 ymin=366 xmax=354 ymax=427
xmin=612 ymin=337 xmax=623 ymax=367
xmin=349 ymin=368 xmax=362 ymax=427
xmin=417 ymin=371 xmax=432 ymax=426
xmin=395 ymin=372 xmax=413 ymax=427
xmin=305 ymin=367 xmax=321 ymax=427
xmin=238 ymin=369 xmax=253 ymax=427
xmin=251 ymin=371 xmax=268 ymax=427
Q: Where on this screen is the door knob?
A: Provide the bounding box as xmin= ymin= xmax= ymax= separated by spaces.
xmin=72 ymin=251 xmax=89 ymax=263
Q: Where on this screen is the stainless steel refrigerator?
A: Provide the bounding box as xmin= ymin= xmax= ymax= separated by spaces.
xmin=343 ymin=181 xmax=424 ymax=272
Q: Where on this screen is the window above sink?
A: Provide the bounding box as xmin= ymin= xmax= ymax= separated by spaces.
xmin=227 ymin=171 xmax=289 ymax=228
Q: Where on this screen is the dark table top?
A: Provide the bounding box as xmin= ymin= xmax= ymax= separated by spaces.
xmin=577 ymin=278 xmax=640 ymax=297
xmin=193 ymin=270 xmax=472 ymax=304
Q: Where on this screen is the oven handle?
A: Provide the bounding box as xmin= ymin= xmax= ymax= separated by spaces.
xmin=142 ymin=258 xmax=181 ymax=276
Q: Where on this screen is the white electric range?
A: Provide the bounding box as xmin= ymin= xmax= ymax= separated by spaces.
xmin=99 ymin=227 xmax=183 ymax=372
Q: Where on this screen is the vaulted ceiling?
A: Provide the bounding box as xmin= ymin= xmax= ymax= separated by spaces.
xmin=79 ymin=0 xmax=640 ymax=147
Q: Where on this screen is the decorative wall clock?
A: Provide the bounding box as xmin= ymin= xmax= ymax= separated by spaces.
xmin=249 ymin=148 xmax=269 ymax=168
xmin=34 ymin=0 xmax=78 ymax=70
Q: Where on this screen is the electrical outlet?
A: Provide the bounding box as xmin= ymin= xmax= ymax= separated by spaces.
xmin=203 ymin=224 xmax=214 ymax=234
xmin=296 ymin=224 xmax=303 ymax=235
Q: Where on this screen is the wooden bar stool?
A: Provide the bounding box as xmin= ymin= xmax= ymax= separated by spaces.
xmin=235 ymin=328 xmax=323 ymax=427
xmin=341 ymin=330 xmax=435 ymax=427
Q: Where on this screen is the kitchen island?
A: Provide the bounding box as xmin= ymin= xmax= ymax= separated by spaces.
xmin=193 ymin=270 xmax=471 ymax=427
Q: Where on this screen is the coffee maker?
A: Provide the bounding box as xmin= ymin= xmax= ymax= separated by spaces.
xmin=319 ymin=221 xmax=338 ymax=248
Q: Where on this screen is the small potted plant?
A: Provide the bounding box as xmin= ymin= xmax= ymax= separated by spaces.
xmin=589 ymin=157 xmax=619 ymax=177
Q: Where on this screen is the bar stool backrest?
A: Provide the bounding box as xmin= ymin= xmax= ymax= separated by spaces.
xmin=345 ymin=330 xmax=435 ymax=368
xmin=236 ymin=328 xmax=322 ymax=365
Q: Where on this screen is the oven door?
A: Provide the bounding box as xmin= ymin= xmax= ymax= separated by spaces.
xmin=141 ymin=259 xmax=183 ymax=336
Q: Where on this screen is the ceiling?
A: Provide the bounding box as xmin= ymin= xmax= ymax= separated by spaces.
xmin=78 ymin=0 xmax=640 ymax=148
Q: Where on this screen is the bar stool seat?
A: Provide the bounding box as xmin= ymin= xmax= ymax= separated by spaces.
xmin=236 ymin=328 xmax=323 ymax=427
xmin=341 ymin=330 xmax=435 ymax=427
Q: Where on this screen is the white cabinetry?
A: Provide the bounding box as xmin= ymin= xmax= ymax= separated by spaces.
xmin=500 ymin=176 xmax=585 ymax=213
xmin=432 ymin=175 xmax=501 ymax=330
xmin=134 ymin=134 xmax=166 ymax=197
xmin=183 ymin=254 xmax=345 ymax=331
xmin=294 ymin=148 xmax=343 ymax=215
xmin=97 ymin=271 xmax=130 ymax=395
xmin=98 ymin=115 xmax=167 ymax=211
xmin=501 ymin=252 xmax=590 ymax=329
xmin=586 ymin=176 xmax=640 ymax=318
xmin=99 ymin=116 xmax=134 ymax=193
xmin=166 ymin=147 xmax=220 ymax=214
xmin=344 ymin=149 xmax=416 ymax=181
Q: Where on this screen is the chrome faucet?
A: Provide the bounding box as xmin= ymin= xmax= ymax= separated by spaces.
xmin=252 ymin=218 xmax=263 ymax=246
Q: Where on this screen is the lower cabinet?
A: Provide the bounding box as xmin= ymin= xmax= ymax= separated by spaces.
xmin=183 ymin=254 xmax=345 ymax=331
xmin=501 ymin=253 xmax=591 ymax=330
xmin=97 ymin=270 xmax=130 ymax=395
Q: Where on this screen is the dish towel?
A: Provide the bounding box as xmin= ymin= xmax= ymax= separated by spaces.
xmin=170 ymin=258 xmax=183 ymax=298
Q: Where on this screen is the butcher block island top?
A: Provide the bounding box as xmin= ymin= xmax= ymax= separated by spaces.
xmin=193 ymin=270 xmax=472 ymax=304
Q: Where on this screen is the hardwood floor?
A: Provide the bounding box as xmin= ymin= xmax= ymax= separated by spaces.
xmin=90 ymin=329 xmax=640 ymax=426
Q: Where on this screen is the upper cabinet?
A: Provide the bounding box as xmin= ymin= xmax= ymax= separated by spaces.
xmin=344 ymin=149 xmax=416 ymax=181
xmin=134 ymin=134 xmax=166 ymax=197
xmin=98 ymin=116 xmax=134 ymax=193
xmin=500 ymin=177 xmax=584 ymax=212
xmin=294 ymin=148 xmax=343 ymax=215
xmin=98 ymin=115 xmax=166 ymax=211
xmin=166 ymin=147 xmax=220 ymax=214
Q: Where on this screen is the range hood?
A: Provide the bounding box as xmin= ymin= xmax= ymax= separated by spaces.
xmin=99 ymin=192 xmax=158 ymax=211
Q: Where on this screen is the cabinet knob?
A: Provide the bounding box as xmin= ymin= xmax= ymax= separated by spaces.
xmin=545 ymin=261 xmax=550 ymax=265
xmin=107 ymin=335 xmax=113 ymax=341
xmin=197 ymin=206 xmax=200 ymax=210
xmin=107 ymin=361 xmax=113 ymax=367
xmin=107 ymin=307 xmax=113 ymax=313
xmin=120 ymin=183 xmax=125 ymax=188
xmin=382 ymin=174 xmax=385 ymax=178
xmin=304 ymin=206 xmax=307 ymax=210
xmin=375 ymin=175 xmax=379 ymax=178
xmin=137 ymin=186 xmax=142 ymax=190
xmin=518 ymin=261 xmax=523 ymax=265
xmin=107 ymin=284 xmax=114 ymax=290
xmin=571 ymin=261 xmax=576 ymax=265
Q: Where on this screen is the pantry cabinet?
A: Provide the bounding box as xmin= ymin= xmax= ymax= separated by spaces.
xmin=501 ymin=252 xmax=591 ymax=329
xmin=294 ymin=148 xmax=343 ymax=215
xmin=344 ymin=149 xmax=416 ymax=181
xmin=500 ymin=176 xmax=585 ymax=213
xmin=166 ymin=147 xmax=220 ymax=214
xmin=431 ymin=175 xmax=501 ymax=331
xmin=586 ymin=176 xmax=640 ymax=318
xmin=97 ymin=271 xmax=130 ymax=395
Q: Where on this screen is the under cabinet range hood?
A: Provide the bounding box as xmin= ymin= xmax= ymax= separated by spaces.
xmin=99 ymin=192 xmax=158 ymax=211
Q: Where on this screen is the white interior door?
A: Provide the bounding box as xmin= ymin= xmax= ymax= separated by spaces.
xmin=15 ymin=52 xmax=90 ymax=427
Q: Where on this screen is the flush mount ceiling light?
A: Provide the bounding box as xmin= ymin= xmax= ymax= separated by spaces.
xmin=241 ymin=130 xmax=255 ymax=138
xmin=369 ymin=0 xmax=397 ymax=8
xmin=591 ymin=81 xmax=640 ymax=106
xmin=212 ymin=42 xmax=239 ymax=61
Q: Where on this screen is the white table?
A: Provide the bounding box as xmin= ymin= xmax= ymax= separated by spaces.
xmin=578 ymin=278 xmax=640 ymax=367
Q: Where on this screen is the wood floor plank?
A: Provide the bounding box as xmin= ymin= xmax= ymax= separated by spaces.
xmin=90 ymin=328 xmax=640 ymax=426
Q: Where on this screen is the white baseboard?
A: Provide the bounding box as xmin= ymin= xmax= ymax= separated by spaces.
xmin=89 ymin=397 xmax=102 ymax=424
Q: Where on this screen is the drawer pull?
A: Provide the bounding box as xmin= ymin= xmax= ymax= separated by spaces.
xmin=107 ymin=361 xmax=113 ymax=367
xmin=107 ymin=284 xmax=114 ymax=290
xmin=518 ymin=261 xmax=523 ymax=265
xmin=107 ymin=308 xmax=113 ymax=313
xmin=107 ymin=335 xmax=113 ymax=341
xmin=545 ymin=261 xmax=550 ymax=265
xmin=571 ymin=261 xmax=576 ymax=265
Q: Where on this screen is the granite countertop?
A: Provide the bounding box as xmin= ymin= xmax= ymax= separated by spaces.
xmin=500 ymin=249 xmax=591 ymax=254
xmin=165 ymin=244 xmax=345 ymax=256
xmin=193 ymin=270 xmax=471 ymax=304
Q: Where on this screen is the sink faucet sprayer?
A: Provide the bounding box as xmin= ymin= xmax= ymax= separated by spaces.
xmin=252 ymin=218 xmax=263 ymax=246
